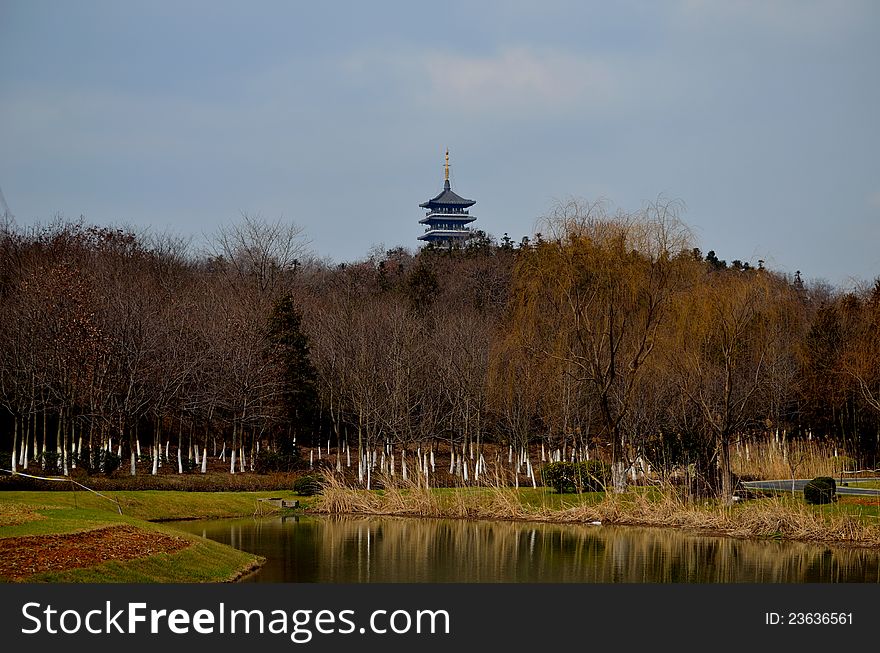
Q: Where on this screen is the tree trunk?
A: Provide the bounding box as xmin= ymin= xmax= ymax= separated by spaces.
xmin=152 ymin=420 xmax=160 ymax=475
xmin=177 ymin=417 xmax=183 ymax=474
xmin=230 ymin=420 xmax=237 ymax=474
xmin=719 ymin=433 xmax=734 ymax=505
xmin=11 ymin=416 xmax=19 ymax=472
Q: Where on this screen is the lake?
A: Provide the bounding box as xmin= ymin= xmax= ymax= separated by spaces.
xmin=171 ymin=514 xmax=880 ymax=583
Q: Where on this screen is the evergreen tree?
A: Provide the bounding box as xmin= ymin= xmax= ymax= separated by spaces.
xmin=267 ymin=293 xmax=319 ymax=443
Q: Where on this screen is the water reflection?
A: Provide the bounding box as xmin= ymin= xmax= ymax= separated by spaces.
xmin=173 ymin=515 xmax=880 ymax=583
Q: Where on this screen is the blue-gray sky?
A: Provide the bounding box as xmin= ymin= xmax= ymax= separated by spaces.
xmin=1 ymin=1 xmax=878 ymax=287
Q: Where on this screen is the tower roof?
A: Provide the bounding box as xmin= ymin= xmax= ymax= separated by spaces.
xmin=419 ymin=179 xmax=476 ymax=210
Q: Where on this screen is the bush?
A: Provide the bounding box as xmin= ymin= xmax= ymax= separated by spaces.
xmin=293 ymin=474 xmax=324 ymax=496
xmin=804 ymin=476 xmax=836 ymax=505
xmin=181 ymin=456 xmax=197 ymax=473
xmin=541 ymin=460 xmax=609 ymax=494
xmin=254 ymin=441 xmax=302 ymax=474
xmin=40 ymin=451 xmax=60 ymax=471
xmin=76 ymin=447 xmax=121 ymax=475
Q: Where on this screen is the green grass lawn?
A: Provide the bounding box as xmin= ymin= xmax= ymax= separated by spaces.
xmin=846 ymin=480 xmax=880 ymax=490
xmin=1 ymin=489 xmax=311 ymax=523
xmin=0 ymin=490 xmax=315 ymax=582
xmin=426 ymin=485 xmax=605 ymax=511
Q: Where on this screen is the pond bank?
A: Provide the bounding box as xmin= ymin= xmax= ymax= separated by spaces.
xmin=312 ymin=480 xmax=880 ymax=548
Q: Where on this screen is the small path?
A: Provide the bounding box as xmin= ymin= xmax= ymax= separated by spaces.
xmin=742 ymin=477 xmax=880 ymax=496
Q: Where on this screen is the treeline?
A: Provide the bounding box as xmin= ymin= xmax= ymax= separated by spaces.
xmin=1 ymin=203 xmax=878 ymax=499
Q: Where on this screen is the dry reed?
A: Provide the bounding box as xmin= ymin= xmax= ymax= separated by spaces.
xmin=314 ymin=473 xmax=880 ymax=547
xmin=731 ymin=435 xmax=842 ymax=480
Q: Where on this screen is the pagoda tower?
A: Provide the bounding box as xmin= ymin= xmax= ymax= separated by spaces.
xmin=418 ymin=149 xmax=476 ymax=246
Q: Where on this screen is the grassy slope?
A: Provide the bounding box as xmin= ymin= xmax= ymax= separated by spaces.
xmin=0 ymin=490 xmax=308 ymax=583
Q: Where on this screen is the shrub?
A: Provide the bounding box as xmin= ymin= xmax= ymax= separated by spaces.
xmin=293 ymin=474 xmax=324 ymax=496
xmin=541 ymin=460 xmax=609 ymax=494
xmin=804 ymin=476 xmax=836 ymax=505
xmin=40 ymin=451 xmax=60 ymax=471
xmin=75 ymin=447 xmax=121 ymax=475
xmin=254 ymin=441 xmax=302 ymax=474
xmin=181 ymin=456 xmax=197 ymax=473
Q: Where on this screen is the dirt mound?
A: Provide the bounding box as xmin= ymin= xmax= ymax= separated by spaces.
xmin=0 ymin=525 xmax=190 ymax=581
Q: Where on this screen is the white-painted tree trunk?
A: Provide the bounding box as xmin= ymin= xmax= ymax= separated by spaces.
xmin=612 ymin=461 xmax=627 ymax=493
xmin=230 ymin=448 xmax=236 ymax=474
xmin=201 ymin=446 xmax=207 ymax=473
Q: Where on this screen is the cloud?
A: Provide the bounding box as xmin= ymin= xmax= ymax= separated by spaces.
xmin=341 ymin=47 xmax=615 ymax=119
xmin=420 ymin=48 xmax=614 ymax=116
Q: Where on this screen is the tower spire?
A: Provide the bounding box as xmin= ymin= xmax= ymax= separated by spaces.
xmin=444 ymin=148 xmax=450 ymax=183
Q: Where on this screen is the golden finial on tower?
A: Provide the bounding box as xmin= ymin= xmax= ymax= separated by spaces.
xmin=444 ymin=148 xmax=450 ymax=182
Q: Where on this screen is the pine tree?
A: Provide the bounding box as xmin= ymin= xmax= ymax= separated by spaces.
xmin=267 ymin=293 xmax=318 ymax=443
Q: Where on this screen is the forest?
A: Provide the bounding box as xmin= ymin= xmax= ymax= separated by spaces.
xmin=1 ymin=200 xmax=879 ymax=501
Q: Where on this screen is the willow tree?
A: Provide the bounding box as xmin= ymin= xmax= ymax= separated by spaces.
xmin=667 ymin=268 xmax=799 ymax=503
xmin=506 ymin=199 xmax=691 ymax=491
xmin=842 ymin=279 xmax=880 ymax=416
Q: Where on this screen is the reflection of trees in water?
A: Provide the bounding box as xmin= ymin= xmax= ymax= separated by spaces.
xmin=309 ymin=517 xmax=880 ymax=583
xmin=186 ymin=516 xmax=880 ymax=583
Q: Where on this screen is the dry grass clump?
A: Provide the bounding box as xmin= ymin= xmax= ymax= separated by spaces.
xmin=731 ymin=436 xmax=841 ymax=479
xmin=314 ymin=474 xmax=880 ymax=547
xmin=317 ymin=474 xmax=542 ymax=521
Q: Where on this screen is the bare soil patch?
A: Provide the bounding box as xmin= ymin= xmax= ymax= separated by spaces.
xmin=0 ymin=525 xmax=190 ymax=581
